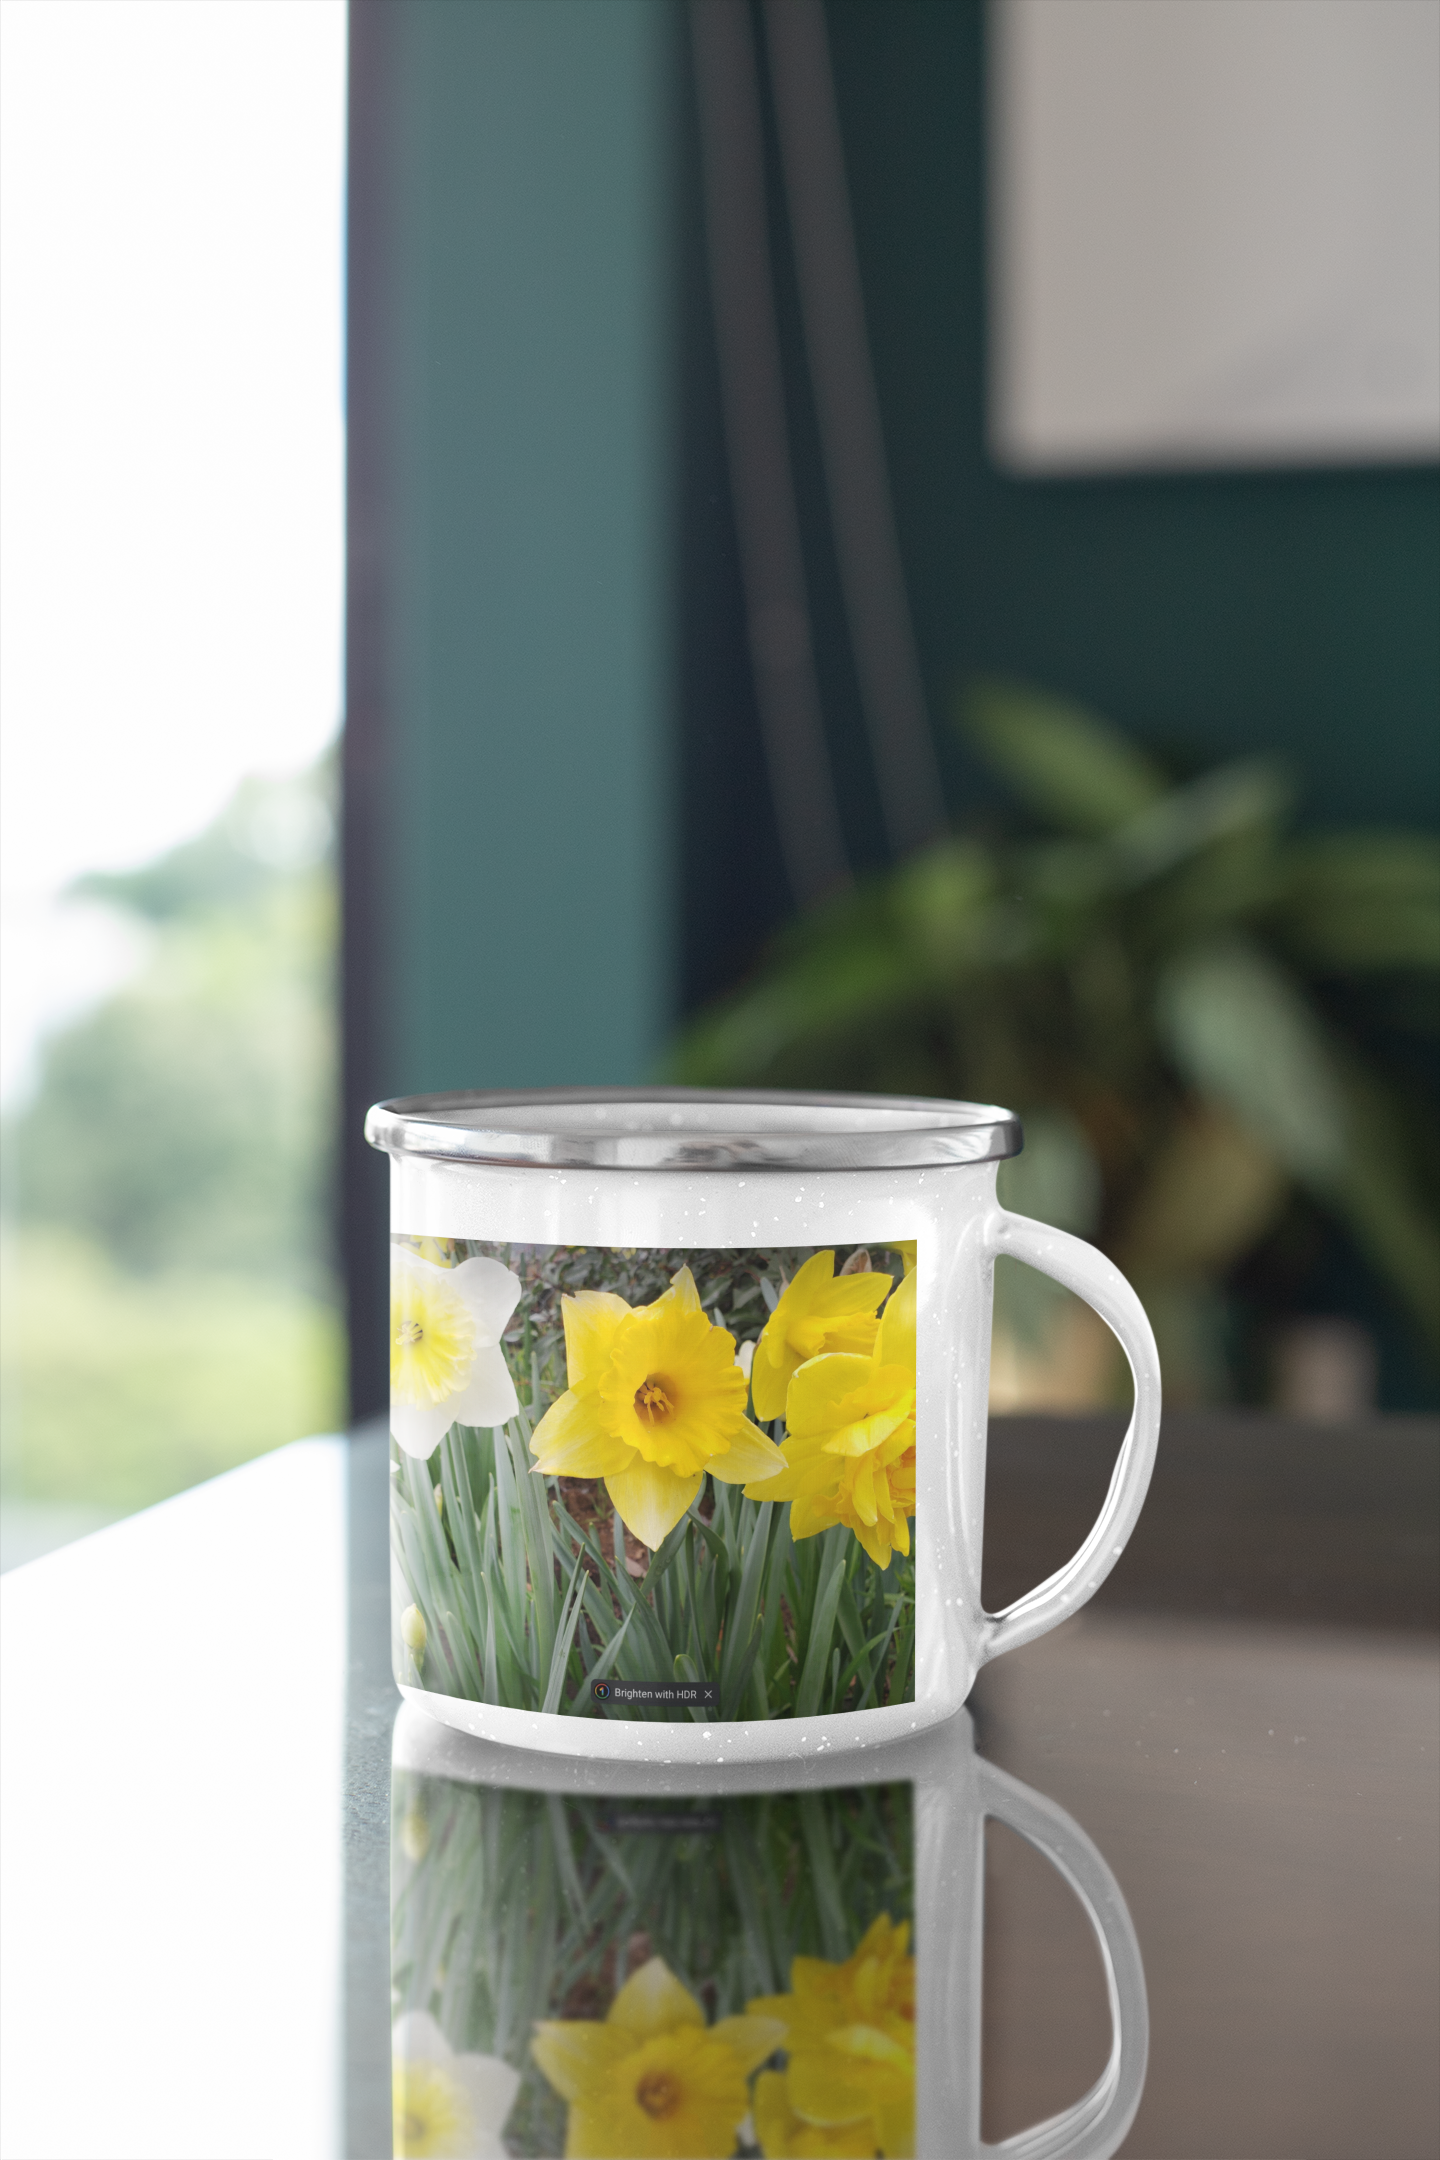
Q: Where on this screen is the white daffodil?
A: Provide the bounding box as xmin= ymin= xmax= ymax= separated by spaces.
xmin=393 ymin=2010 xmax=520 ymax=2159
xmin=390 ymin=1247 xmax=522 ymax=1458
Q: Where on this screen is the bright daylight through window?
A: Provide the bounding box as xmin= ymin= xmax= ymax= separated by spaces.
xmin=0 ymin=0 xmax=347 ymax=1568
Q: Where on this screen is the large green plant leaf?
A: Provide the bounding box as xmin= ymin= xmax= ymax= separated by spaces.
xmin=1157 ymin=940 xmax=1439 ymax=1345
xmin=1113 ymin=1102 xmax=1287 ymax=1278
xmin=962 ymin=680 xmax=1168 ymax=835
xmin=1112 ymin=758 xmax=1292 ymax=885
xmin=1273 ymin=833 xmax=1440 ymax=972
xmin=1155 ymin=940 xmax=1349 ymax=1186
xmin=672 ymin=923 xmax=908 ymax=1084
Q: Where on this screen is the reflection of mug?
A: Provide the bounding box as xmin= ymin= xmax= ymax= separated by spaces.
xmin=390 ymin=1704 xmax=1148 ymax=2159
xmin=368 ymin=1089 xmax=1160 ymax=1763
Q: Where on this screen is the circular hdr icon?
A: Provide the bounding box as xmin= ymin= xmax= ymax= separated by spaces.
xmin=592 ymin=1681 xmax=611 ymax=1701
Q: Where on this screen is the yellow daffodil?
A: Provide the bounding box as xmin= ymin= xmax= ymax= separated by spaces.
xmin=531 ymin=1953 xmax=785 ymax=2159
xmin=391 ymin=1247 xmax=522 ymax=1457
xmin=748 ymin=1916 xmax=915 ymax=2159
xmin=529 ymin=1268 xmax=786 ymax=1549
xmin=392 ymin=2010 xmax=520 ymax=2158
xmin=752 ymin=2069 xmax=878 ymax=2156
xmin=889 ymin=1240 xmax=917 ymax=1277
xmin=744 ymin=1270 xmax=917 ymax=1569
xmin=750 ymin=1253 xmax=894 ymax=1422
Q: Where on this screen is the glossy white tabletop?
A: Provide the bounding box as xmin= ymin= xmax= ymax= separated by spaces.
xmin=2 ymin=1417 xmax=1435 ymax=2159
xmin=1 ymin=1441 xmax=347 ymax=2160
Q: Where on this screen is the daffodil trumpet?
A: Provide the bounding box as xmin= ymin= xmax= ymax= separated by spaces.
xmin=744 ymin=1268 xmax=917 ymax=1570
xmin=531 ymin=1954 xmax=786 ymax=2160
xmin=529 ymin=1266 xmax=787 ymax=1549
xmin=390 ymin=1245 xmax=523 ymax=1458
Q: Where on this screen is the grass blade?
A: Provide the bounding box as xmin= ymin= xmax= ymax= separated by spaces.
xmin=794 ymin=1531 xmax=848 ymax=1718
xmin=540 ymin=1548 xmax=589 ymax=1714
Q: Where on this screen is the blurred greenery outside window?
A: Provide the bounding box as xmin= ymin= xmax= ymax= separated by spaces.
xmin=675 ymin=685 xmax=1440 ymax=1415
xmin=0 ymin=766 xmax=343 ymax=1560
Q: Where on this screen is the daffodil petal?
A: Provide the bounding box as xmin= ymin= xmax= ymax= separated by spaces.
xmin=814 ymin=1269 xmax=893 ymax=1318
xmin=742 ymin=1451 xmax=840 ymax=1508
xmin=785 ymin=1354 xmax=875 ymax=1432
xmin=562 ymin=1291 xmax=632 ymax=1387
xmin=825 ymin=2023 xmax=913 ymax=2071
xmin=751 ymin=2067 xmax=881 ymax=2160
xmin=390 ymin=1398 xmax=452 ymax=1459
xmin=530 ymin=1388 xmax=635 ymax=1477
xmin=450 ymin=1254 xmax=523 ymax=1345
xmin=751 ymin=2069 xmax=795 ymax=2157
xmin=666 ymin=1264 xmax=704 ymax=1313
xmin=878 ymin=2086 xmax=918 ymax=2157
xmin=875 ymin=1264 xmax=917 ymax=1371
xmin=851 ymin=1515 xmax=893 ymax=1570
xmin=449 ymin=1344 xmax=520 ymax=1429
xmin=606 ymin=1954 xmax=707 ymax=2040
xmin=392 ymin=2009 xmax=453 ymax=2062
xmin=749 ymin=1254 xmax=833 ymax=1420
xmin=529 ymin=2020 xmax=628 ymax=2102
xmin=743 ymin=1468 xmax=802 ymax=1503
xmin=452 ymin=2052 xmax=522 ymax=2143
xmin=707 ymin=1421 xmax=788 ymax=1484
xmin=817 ymin=1392 xmax=915 ymax=1456
xmin=710 ymin=2014 xmax=789 ymax=2074
xmin=788 ymin=2048 xmax=903 ymax=2128
xmin=605 ymin=1461 xmax=702 ymax=1551
xmin=789 ymin=1490 xmax=841 ymax=1541
xmin=819 ymin=1311 xmax=884 ymax=1357
xmin=750 ymin=1331 xmax=798 ymax=1422
xmin=858 ymin=1914 xmax=906 ymax=1959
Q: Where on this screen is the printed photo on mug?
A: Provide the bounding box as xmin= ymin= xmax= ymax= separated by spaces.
xmin=389 ymin=1237 xmax=920 ymax=1724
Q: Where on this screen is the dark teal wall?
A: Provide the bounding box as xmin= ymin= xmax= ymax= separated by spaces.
xmin=383 ymin=0 xmax=674 ymax=1096
xmin=345 ymin=0 xmax=1436 ymax=1410
xmin=679 ymin=0 xmax=1439 ymax=1015
xmin=343 ymin=0 xmax=674 ymax=1415
xmin=832 ymin=0 xmax=1440 ymax=832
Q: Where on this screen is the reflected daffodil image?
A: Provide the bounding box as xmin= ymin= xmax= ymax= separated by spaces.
xmin=745 ymin=1268 xmax=917 ymax=1568
xmin=529 ymin=1267 xmax=786 ymax=1548
xmin=531 ymin=1953 xmax=786 ymax=2158
xmin=750 ymin=1251 xmax=893 ymax=1421
xmin=748 ymin=1916 xmax=915 ymax=2159
xmin=390 ymin=1247 xmax=523 ymax=1457
xmin=392 ymin=2010 xmax=520 ymax=2158
xmin=751 ymin=2069 xmax=878 ymax=2157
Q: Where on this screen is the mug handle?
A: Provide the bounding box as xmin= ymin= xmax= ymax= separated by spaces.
xmin=978 ymin=1209 xmax=1162 ymax=1666
xmin=973 ymin=1757 xmax=1149 ymax=2158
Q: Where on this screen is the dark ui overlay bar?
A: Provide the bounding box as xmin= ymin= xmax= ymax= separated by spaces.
xmin=597 ymin=1810 xmax=724 ymax=1836
xmin=592 ymin=1679 xmax=719 ymax=1707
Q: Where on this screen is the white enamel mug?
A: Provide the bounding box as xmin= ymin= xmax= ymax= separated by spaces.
xmin=367 ymin=1087 xmax=1161 ymax=1766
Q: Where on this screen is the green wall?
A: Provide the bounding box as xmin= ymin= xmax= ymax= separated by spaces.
xmin=831 ymin=0 xmax=1440 ymax=832
xmin=343 ymin=0 xmax=674 ymax=1417
xmin=345 ymin=0 xmax=1436 ymax=1413
xmin=383 ymin=0 xmax=674 ymax=1096
xmin=678 ymin=0 xmax=1438 ymax=1015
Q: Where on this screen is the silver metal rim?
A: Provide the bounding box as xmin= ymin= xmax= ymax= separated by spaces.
xmin=364 ymin=1086 xmax=1022 ymax=1172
